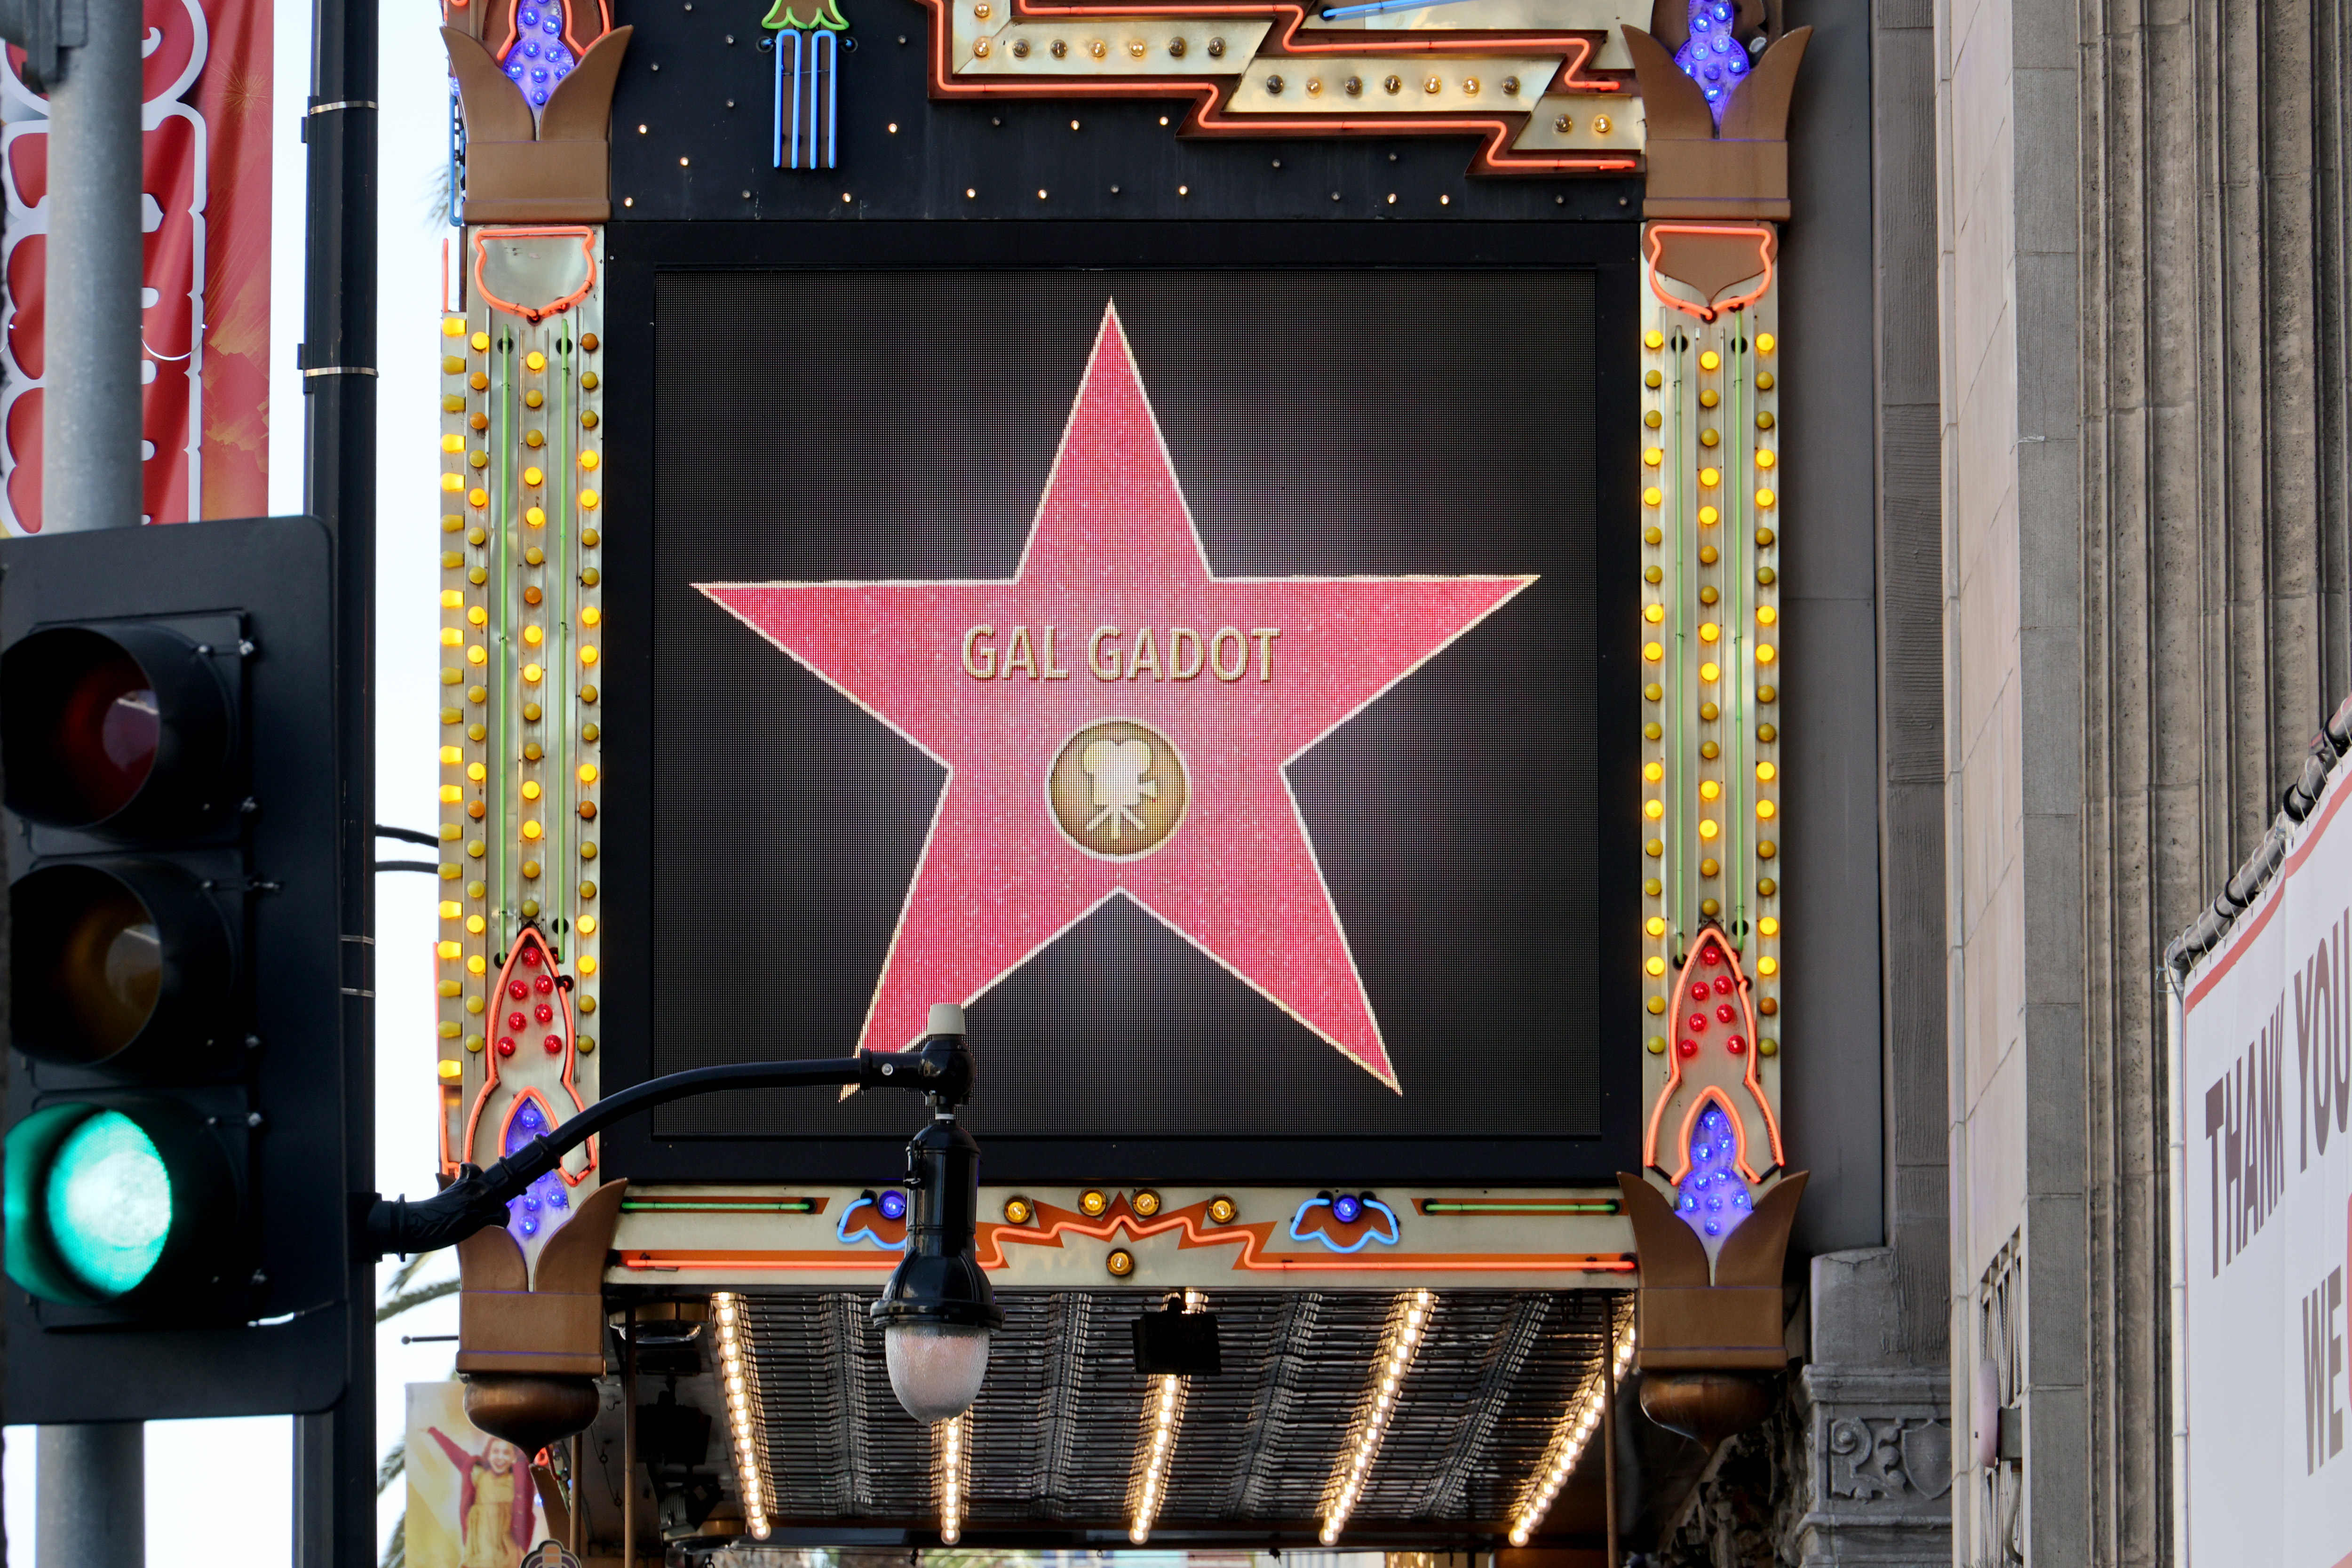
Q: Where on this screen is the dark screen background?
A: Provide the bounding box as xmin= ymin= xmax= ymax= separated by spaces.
xmin=651 ymin=269 xmax=1601 ymax=1143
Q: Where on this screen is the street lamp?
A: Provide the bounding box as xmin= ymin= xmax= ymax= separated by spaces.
xmin=365 ymin=999 xmax=999 ymax=1429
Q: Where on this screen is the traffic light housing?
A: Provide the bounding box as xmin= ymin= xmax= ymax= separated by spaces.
xmin=1 ymin=517 xmax=353 ymax=1421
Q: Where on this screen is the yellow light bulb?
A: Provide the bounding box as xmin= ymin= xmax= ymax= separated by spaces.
xmin=1700 ymin=467 xmax=1721 ymax=487
xmin=578 ymin=764 xmax=598 ymax=784
xmin=1756 ymin=487 xmax=1777 ymax=508
xmin=1644 ymin=603 xmax=1665 ymax=624
xmin=441 ymin=434 xmax=463 ymax=454
xmin=438 ymin=901 xmax=461 ymax=920
xmin=1643 ymin=641 xmax=1664 ymax=662
xmin=439 ymin=745 xmax=462 ymax=765
xmin=579 ymin=488 xmax=600 ymax=509
xmin=524 ymin=624 xmax=545 ymax=647
xmin=442 ymin=474 xmax=462 ymax=493
xmin=1758 ymin=605 xmax=1778 ymax=626
xmin=467 ymin=763 xmax=486 ymax=782
xmin=1700 ymin=661 xmax=1720 ymax=682
xmin=441 ymin=628 xmax=462 ymax=647
xmin=525 ymin=506 xmax=546 ymax=529
xmin=440 ymin=589 xmax=462 ymax=608
xmin=1700 ymin=780 xmax=1720 ymax=801
xmin=522 ymin=780 xmax=542 ymax=801
xmin=1699 ymin=505 xmax=1719 ymax=525
xmin=1757 ymin=762 xmax=1778 ymax=781
xmin=466 ymin=915 xmax=486 ymax=935
xmin=467 ymin=955 xmax=486 ymax=974
xmin=523 ymin=820 xmax=543 ymax=841
xmin=1756 ymin=449 xmax=1777 ymax=470
xmin=468 ymin=487 xmax=488 ymax=509
xmin=578 ymin=915 xmax=598 ymax=935
xmin=439 ymin=785 xmax=461 ymax=804
xmin=523 ymin=662 xmax=543 ymax=684
xmin=1699 ymin=819 xmax=1719 ymax=841
xmin=443 ymin=318 xmax=465 ymax=338
xmin=437 ymin=940 xmax=461 ymax=959
xmin=1643 ymin=799 xmax=1664 ymax=820
xmin=1757 ymin=644 xmax=1777 ymax=664
xmin=525 ymin=350 xmax=547 ymax=372
xmin=1644 ymin=447 xmax=1664 ymax=467
xmin=1643 ymin=762 xmax=1663 ymax=782
xmin=580 ymin=451 xmax=600 ymax=471
xmin=581 ymin=607 xmax=601 ymax=628
xmin=1643 ymin=486 xmax=1663 ymax=507
xmin=1758 ymin=956 xmax=1780 ymax=977
xmin=1644 ymin=329 xmax=1664 ymax=350
xmin=1756 ymin=333 xmax=1776 ymax=353
xmin=580 ymin=645 xmax=599 ymax=666
xmin=466 ymin=644 xmax=486 ymax=666
xmin=580 ymin=955 xmax=599 ymax=976
xmin=1645 ymin=955 xmax=1666 ymax=976
xmin=471 ymin=331 xmax=491 ymax=352
xmin=1760 ymin=916 xmax=1780 ymax=936
xmin=523 ymin=467 xmax=544 ymax=488
xmin=1757 ymin=799 xmax=1777 ymax=819
xmin=1645 ymin=916 xmax=1667 ymax=937
xmin=1699 ymin=621 xmax=1720 ymax=644
xmin=1699 ymin=350 xmax=1721 ymax=371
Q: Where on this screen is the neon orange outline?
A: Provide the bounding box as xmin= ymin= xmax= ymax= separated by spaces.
xmin=617 ymin=1249 xmax=1636 ymax=1274
xmin=461 ymin=925 xmax=598 ymax=1185
xmin=471 ymin=227 xmax=598 ymax=324
xmin=906 ymin=0 xmax=1639 ymax=175
xmin=1642 ymin=925 xmax=1786 ymax=1180
xmin=1643 ymin=223 xmax=1777 ymax=323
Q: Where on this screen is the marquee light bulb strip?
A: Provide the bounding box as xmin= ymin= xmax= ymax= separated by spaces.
xmin=1319 ymin=1287 xmax=1435 ymax=1544
xmin=712 ymin=1293 xmax=773 ymax=1539
xmin=433 ymin=277 xmax=606 ymax=1192
xmin=935 ymin=1412 xmax=969 ymax=1545
xmin=1127 ymin=1289 xmax=1204 ymax=1544
xmin=1637 ymin=249 xmax=1785 ymax=1189
xmin=1505 ymin=1311 xmax=1635 ymax=1546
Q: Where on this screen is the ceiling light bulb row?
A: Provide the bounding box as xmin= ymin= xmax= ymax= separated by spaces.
xmin=711 ymin=1293 xmax=772 ymax=1539
xmin=1128 ymin=1290 xmax=1203 ymax=1544
xmin=1319 ymin=1287 xmax=1435 ymax=1545
xmin=935 ymin=1412 xmax=969 ymax=1546
xmin=1506 ymin=1313 xmax=1636 ymax=1547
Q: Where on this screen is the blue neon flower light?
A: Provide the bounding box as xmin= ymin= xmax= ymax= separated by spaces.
xmin=1674 ymin=1104 xmax=1753 ymax=1240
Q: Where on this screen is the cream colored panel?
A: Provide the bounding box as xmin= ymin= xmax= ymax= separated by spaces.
xmin=1512 ymin=96 xmax=1644 ymax=150
xmin=959 ymin=18 xmax=1271 ymax=72
xmin=1227 ymin=55 xmax=1560 ymax=112
xmin=1305 ymin=0 xmax=1645 ymax=68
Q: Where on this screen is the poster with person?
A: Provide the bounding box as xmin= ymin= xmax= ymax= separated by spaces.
xmin=406 ymin=1382 xmax=550 ymax=1568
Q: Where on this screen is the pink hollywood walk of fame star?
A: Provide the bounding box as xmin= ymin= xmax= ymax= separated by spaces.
xmin=700 ymin=302 xmax=1534 ymax=1089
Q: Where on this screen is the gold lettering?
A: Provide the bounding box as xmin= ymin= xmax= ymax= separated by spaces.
xmin=1127 ymin=627 xmax=1162 ymax=681
xmin=1043 ymin=624 xmax=1070 ymax=680
xmin=1088 ymin=625 xmax=1123 ymax=681
xmin=1210 ymin=626 xmax=1248 ymax=682
xmin=961 ymin=624 xmax=996 ymax=680
xmin=1252 ymin=627 xmax=1281 ymax=683
xmin=1002 ymin=625 xmax=1038 ymax=680
xmin=1168 ymin=626 xmax=1203 ymax=681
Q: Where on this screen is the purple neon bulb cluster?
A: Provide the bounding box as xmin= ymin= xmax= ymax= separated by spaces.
xmin=1674 ymin=0 xmax=1755 ymax=124
xmin=504 ymin=1099 xmax=572 ymax=1240
xmin=502 ymin=0 xmax=577 ymax=108
xmin=1675 ymin=1104 xmax=1753 ymax=1239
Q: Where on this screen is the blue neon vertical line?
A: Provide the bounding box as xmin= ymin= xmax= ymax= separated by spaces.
xmin=771 ymin=28 xmax=785 ymax=167
xmin=818 ymin=30 xmax=837 ymax=169
xmin=788 ymin=31 xmax=804 ymax=168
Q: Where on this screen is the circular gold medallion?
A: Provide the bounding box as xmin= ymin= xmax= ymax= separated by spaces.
xmin=1048 ymin=719 xmax=1189 ymax=860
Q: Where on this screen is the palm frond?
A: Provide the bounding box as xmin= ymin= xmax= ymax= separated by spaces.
xmin=377 ymin=1277 xmax=461 ymax=1324
xmin=381 ymin=1511 xmax=406 ymax=1568
xmin=385 ymin=1251 xmax=436 ymax=1297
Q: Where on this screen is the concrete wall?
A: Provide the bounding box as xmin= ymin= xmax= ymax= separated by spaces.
xmin=1940 ymin=0 xmax=2352 ymax=1557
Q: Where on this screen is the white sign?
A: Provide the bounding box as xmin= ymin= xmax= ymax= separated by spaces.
xmin=2180 ymin=765 xmax=2352 ymax=1566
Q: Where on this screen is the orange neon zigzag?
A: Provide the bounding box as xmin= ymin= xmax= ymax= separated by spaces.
xmin=906 ymin=0 xmax=1639 ymax=176
xmin=1643 ymin=223 xmax=1778 ymax=323
xmin=617 ymin=1191 xmax=1635 ymax=1273
xmin=1641 ymin=925 xmax=1786 ymax=1181
xmin=461 ymin=925 xmax=598 ymax=1187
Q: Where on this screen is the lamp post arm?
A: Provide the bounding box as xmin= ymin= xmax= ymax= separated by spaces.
xmin=358 ymin=1035 xmax=974 ymax=1259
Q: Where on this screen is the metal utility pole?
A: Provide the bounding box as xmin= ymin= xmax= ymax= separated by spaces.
xmin=294 ymin=0 xmax=376 ymax=1546
xmin=40 ymin=0 xmax=144 ymax=535
xmin=32 ymin=0 xmax=149 ymax=1550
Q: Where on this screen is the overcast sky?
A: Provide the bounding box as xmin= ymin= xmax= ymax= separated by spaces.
xmin=6 ymin=0 xmax=457 ymax=1555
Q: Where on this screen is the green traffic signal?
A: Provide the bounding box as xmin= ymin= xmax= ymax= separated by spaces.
xmin=5 ymin=1098 xmax=236 ymax=1308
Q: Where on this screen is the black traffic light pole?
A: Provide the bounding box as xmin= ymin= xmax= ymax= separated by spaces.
xmin=296 ymin=0 xmax=374 ymax=1540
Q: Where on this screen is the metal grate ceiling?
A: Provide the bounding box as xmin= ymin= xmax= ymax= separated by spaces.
xmin=728 ymin=1289 xmax=1627 ymax=1546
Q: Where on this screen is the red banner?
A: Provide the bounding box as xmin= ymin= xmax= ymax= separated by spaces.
xmin=1 ymin=0 xmax=273 ymax=532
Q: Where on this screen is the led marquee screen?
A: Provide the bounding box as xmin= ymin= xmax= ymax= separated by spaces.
xmin=634 ymin=266 xmax=1629 ymax=1178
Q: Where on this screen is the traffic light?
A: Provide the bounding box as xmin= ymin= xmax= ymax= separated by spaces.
xmin=1 ymin=516 xmax=353 ymax=1422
